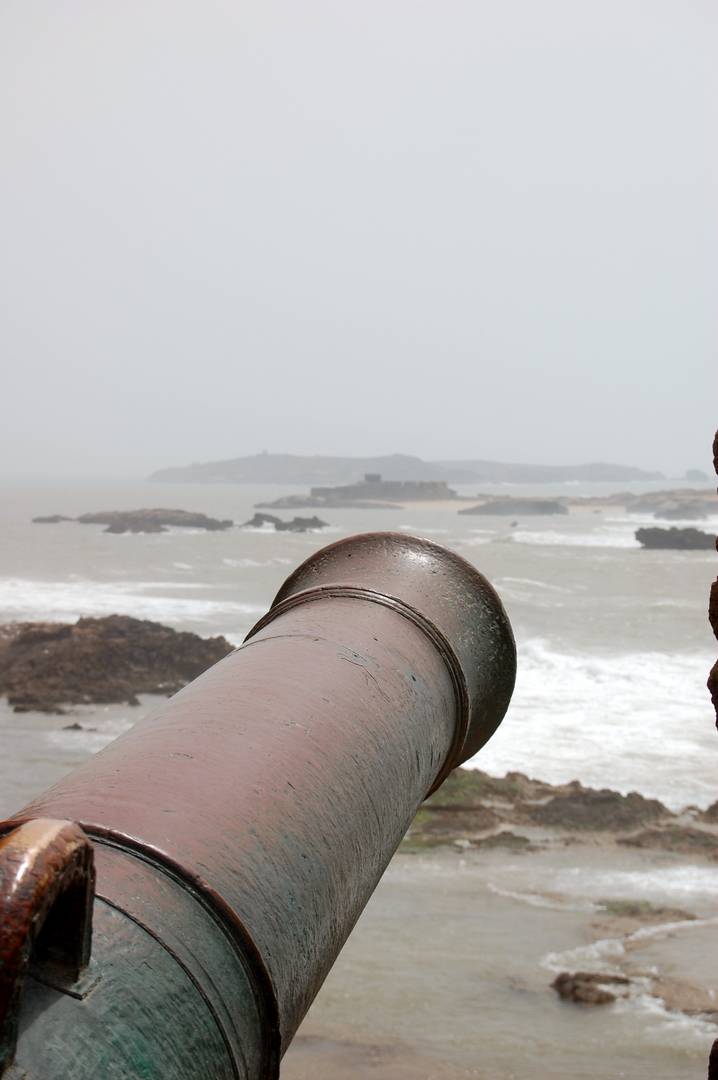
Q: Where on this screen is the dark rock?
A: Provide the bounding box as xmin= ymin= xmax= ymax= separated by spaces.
xmin=700 ymin=801 xmax=718 ymax=824
xmin=528 ymin=788 xmax=668 ymax=831
xmin=32 ymin=514 xmax=74 ymax=524
xmin=240 ymin=513 xmax=328 ymax=532
xmin=635 ymin=526 xmax=714 ymax=550
xmin=0 ymin=615 xmax=234 ymax=713
xmin=242 ymin=513 xmax=283 ymax=528
xmin=76 ymin=509 xmax=233 ymax=533
xmin=459 ymin=498 xmax=567 ymax=516
xmin=402 ymin=769 xmax=682 ymax=850
xmin=426 ymin=767 xmax=555 ymax=807
xmin=552 ymin=971 xmax=630 ymax=1006
xmin=473 ymin=831 xmax=534 ymax=851
xmin=618 ymin=826 xmax=718 ymax=858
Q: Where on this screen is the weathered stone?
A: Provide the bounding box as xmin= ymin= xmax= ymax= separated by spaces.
xmin=459 ymin=498 xmax=567 ymax=516
xmin=527 ymin=788 xmax=668 ymax=831
xmin=240 ymin=513 xmax=328 ymax=532
xmin=552 ymin=971 xmax=629 ymax=1006
xmin=635 ymin=526 xmax=714 ymax=550
xmin=0 ymin=615 xmax=233 ymax=713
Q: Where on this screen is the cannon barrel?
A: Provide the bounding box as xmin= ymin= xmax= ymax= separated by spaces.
xmin=0 ymin=532 xmax=516 ymax=1079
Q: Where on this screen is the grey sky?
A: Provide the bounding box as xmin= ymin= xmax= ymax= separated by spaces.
xmin=2 ymin=1 xmax=715 ymax=477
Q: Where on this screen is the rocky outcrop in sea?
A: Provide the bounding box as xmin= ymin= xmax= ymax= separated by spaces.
xmin=459 ymin=498 xmax=567 ymax=516
xmin=240 ymin=513 xmax=329 ymax=532
xmin=0 ymin=616 xmax=234 ymax=712
xmin=635 ymin=526 xmax=715 ymax=550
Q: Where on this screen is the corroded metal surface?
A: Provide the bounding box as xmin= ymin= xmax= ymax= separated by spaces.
xmin=1 ymin=532 xmax=516 ymax=1077
xmin=0 ymin=819 xmax=94 ymax=1074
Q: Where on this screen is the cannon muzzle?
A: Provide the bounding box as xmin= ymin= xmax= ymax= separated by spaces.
xmin=0 ymin=532 xmax=515 ymax=1078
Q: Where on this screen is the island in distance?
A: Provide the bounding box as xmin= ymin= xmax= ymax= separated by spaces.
xmin=149 ymin=451 xmax=665 ymax=486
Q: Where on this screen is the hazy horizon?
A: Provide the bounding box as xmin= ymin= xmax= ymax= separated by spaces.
xmin=3 ymin=1 xmax=716 ymax=478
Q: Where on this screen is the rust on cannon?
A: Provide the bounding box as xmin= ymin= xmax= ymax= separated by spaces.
xmin=0 ymin=819 xmax=94 ymax=1073
xmin=0 ymin=532 xmax=516 ymax=1079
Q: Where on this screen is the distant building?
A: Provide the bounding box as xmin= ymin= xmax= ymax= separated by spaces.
xmin=310 ymin=473 xmax=457 ymax=501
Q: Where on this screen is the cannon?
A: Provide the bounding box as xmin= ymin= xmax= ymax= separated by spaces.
xmin=0 ymin=532 xmax=516 ymax=1079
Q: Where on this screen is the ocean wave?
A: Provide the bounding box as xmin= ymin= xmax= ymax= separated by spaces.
xmin=552 ymin=865 xmax=718 ymax=903
xmin=222 ymin=557 xmax=293 ymax=568
xmin=511 ymin=528 xmax=641 ymax=549
xmin=468 ymin=639 xmax=716 ymax=810
xmin=487 ymin=883 xmax=598 ymax=913
xmin=398 ymin=525 xmax=450 ymax=535
xmin=0 ymin=577 xmax=265 ymax=625
xmin=497 ymin=576 xmax=577 ymax=594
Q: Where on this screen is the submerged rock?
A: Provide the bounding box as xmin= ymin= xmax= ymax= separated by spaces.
xmin=459 ymin=498 xmax=567 ymax=516
xmin=596 ymin=898 xmax=695 ymax=922
xmin=0 ymin=615 xmax=234 ymax=713
xmin=635 ymin=526 xmax=714 ymax=550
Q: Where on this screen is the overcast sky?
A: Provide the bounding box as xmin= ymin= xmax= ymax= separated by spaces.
xmin=2 ymin=1 xmax=715 ymax=477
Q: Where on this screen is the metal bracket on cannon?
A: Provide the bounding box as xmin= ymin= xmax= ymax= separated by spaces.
xmin=0 ymin=819 xmax=96 ymax=1076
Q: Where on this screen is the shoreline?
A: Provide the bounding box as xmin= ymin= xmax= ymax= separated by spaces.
xmin=282 ymin=843 xmax=718 ymax=1079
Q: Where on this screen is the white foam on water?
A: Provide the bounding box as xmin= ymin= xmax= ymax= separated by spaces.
xmin=454 ymin=535 xmax=494 ymax=546
xmin=223 ymin=557 xmax=293 ymax=568
xmin=0 ymin=577 xmax=264 ymax=624
xmin=542 ymin=936 xmax=627 ymax=974
xmin=542 ymin=916 xmax=718 ymax=977
xmin=469 ymin=639 xmax=716 ymax=809
xmin=608 ymin=514 xmax=718 ymax=529
xmin=551 ymin=865 xmax=718 ymax=904
xmin=487 ymin=883 xmax=598 ymax=913
xmin=511 ymin=528 xmax=641 ymax=549
xmin=398 ymin=525 xmax=450 ymax=535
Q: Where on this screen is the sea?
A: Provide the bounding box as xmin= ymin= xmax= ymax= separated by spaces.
xmin=1 ymin=476 xmax=716 ymax=1079
xmin=1 ymin=477 xmax=715 ymax=817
